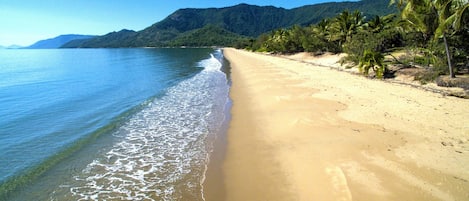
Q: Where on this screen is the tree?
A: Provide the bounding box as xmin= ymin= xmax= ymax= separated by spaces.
xmin=434 ymin=0 xmax=469 ymax=78
xmin=452 ymin=1 xmax=469 ymax=31
xmin=365 ymin=14 xmax=396 ymax=33
xmin=330 ymin=10 xmax=365 ymax=47
xmin=391 ymin=0 xmax=469 ymax=78
xmin=300 ymin=19 xmax=341 ymax=53
xmin=315 ymin=19 xmax=333 ymax=42
xmin=288 ymin=25 xmax=307 ymax=52
xmin=391 ymin=0 xmax=439 ymax=42
xmin=358 ymin=49 xmax=387 ymax=78
xmin=264 ymin=29 xmax=289 ymax=52
xmin=261 ymin=25 xmax=309 ymax=53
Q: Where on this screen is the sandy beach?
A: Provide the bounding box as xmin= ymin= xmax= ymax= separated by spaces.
xmin=221 ymin=48 xmax=469 ymax=201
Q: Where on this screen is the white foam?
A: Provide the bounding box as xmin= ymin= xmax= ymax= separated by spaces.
xmin=199 ymin=53 xmax=222 ymax=72
xmin=68 ymin=51 xmax=229 ymax=201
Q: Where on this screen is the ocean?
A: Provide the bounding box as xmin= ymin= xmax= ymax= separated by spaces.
xmin=0 ymin=48 xmax=230 ymax=200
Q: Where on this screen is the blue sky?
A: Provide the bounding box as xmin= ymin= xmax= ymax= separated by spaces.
xmin=0 ymin=0 xmax=356 ymax=46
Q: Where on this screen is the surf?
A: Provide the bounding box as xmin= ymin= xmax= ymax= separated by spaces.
xmin=1 ymin=48 xmax=229 ymax=201
xmin=67 ymin=49 xmax=229 ymax=200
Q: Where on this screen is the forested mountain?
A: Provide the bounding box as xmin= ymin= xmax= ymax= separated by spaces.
xmin=63 ymin=0 xmax=395 ymax=48
xmin=26 ymin=34 xmax=95 ymax=49
xmin=61 ymin=30 xmax=137 ymax=48
xmin=168 ymin=24 xmax=251 ymax=47
xmin=289 ymin=0 xmax=395 ymax=25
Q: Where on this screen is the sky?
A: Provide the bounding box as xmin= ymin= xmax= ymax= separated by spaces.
xmin=0 ymin=0 xmax=356 ymax=46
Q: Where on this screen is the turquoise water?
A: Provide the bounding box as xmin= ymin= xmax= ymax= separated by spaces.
xmin=0 ymin=48 xmax=230 ymax=200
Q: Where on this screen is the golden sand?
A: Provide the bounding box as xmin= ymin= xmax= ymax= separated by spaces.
xmin=220 ymin=48 xmax=469 ymax=201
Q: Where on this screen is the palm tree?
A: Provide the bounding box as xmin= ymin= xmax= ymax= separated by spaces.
xmin=434 ymin=0 xmax=469 ymax=78
xmin=452 ymin=1 xmax=469 ymax=30
xmin=330 ymin=10 xmax=365 ymax=46
xmin=288 ymin=25 xmax=306 ymax=52
xmin=391 ymin=0 xmax=439 ymax=42
xmin=391 ymin=0 xmax=468 ymax=78
xmin=358 ymin=50 xmax=387 ymax=78
xmin=265 ymin=29 xmax=289 ymax=52
xmin=366 ymin=14 xmax=396 ymax=33
xmin=313 ymin=19 xmax=334 ymax=44
xmin=314 ymin=19 xmax=331 ymax=39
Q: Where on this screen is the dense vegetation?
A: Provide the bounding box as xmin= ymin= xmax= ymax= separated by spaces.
xmin=62 ymin=0 xmax=395 ymax=48
xmin=246 ymin=0 xmax=468 ymax=82
xmin=168 ymin=25 xmax=250 ymax=47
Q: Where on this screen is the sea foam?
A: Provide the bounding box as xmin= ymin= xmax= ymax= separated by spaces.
xmin=68 ymin=50 xmax=229 ymax=201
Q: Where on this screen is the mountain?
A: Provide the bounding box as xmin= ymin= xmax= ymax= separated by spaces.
xmin=288 ymin=0 xmax=395 ymax=25
xmin=0 ymin=45 xmax=22 ymax=49
xmin=168 ymin=24 xmax=251 ymax=47
xmin=61 ymin=30 xmax=137 ymax=48
xmin=63 ymin=0 xmax=395 ymax=48
xmin=27 ymin=34 xmax=96 ymax=49
xmin=5 ymin=45 xmax=23 ymax=49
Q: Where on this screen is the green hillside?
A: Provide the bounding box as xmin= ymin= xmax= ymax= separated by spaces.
xmin=62 ymin=29 xmax=138 ymax=48
xmin=63 ymin=0 xmax=395 ymax=48
xmin=168 ymin=24 xmax=250 ymax=47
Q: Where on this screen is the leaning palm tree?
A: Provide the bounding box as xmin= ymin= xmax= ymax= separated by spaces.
xmin=391 ymin=0 xmax=468 ymax=78
xmin=391 ymin=0 xmax=439 ymax=42
xmin=452 ymin=0 xmax=469 ymax=30
xmin=434 ymin=0 xmax=469 ymax=78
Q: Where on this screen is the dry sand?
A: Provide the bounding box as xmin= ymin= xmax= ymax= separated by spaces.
xmin=221 ymin=48 xmax=469 ymax=201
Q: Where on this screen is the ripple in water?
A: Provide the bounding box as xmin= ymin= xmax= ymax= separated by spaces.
xmin=69 ymin=53 xmax=229 ymax=201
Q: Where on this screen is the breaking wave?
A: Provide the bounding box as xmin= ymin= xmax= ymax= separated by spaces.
xmin=68 ymin=50 xmax=229 ymax=201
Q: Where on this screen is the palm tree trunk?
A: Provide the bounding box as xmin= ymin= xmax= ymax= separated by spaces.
xmin=443 ymin=33 xmax=455 ymax=78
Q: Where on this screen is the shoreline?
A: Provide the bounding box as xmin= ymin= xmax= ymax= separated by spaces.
xmin=202 ymin=99 xmax=231 ymax=201
xmin=202 ymin=51 xmax=232 ymax=201
xmin=221 ymin=48 xmax=469 ymax=200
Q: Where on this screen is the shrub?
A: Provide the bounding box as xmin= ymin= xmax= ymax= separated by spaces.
xmin=343 ymin=29 xmax=403 ymax=64
xmin=358 ymin=49 xmax=387 ymax=79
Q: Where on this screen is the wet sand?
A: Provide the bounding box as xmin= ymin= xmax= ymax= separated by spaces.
xmin=221 ymin=48 xmax=469 ymax=201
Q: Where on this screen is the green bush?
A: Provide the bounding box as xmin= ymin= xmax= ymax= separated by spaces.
xmin=358 ymin=49 xmax=387 ymax=78
xmin=343 ymin=29 xmax=403 ymax=64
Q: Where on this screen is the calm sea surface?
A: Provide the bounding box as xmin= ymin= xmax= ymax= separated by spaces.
xmin=0 ymin=48 xmax=230 ymax=200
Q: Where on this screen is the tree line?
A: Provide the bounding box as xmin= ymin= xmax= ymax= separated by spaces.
xmin=241 ymin=0 xmax=468 ymax=80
